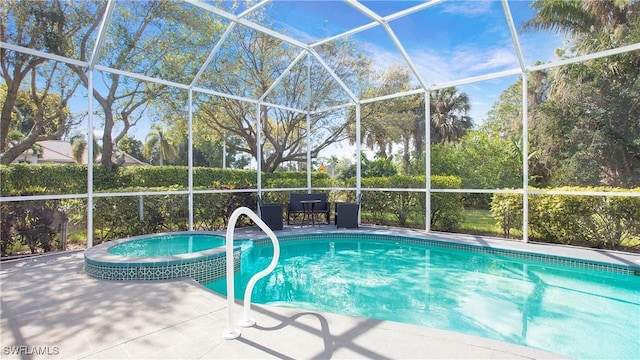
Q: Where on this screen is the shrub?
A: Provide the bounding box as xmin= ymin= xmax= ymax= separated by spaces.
xmin=360 ymin=175 xmax=463 ymax=230
xmin=0 ymin=187 xmax=67 ymax=255
xmin=491 ymin=187 xmax=640 ymax=249
xmin=490 ymin=192 xmax=522 ymax=238
xmin=430 ymin=176 xmax=464 ymax=231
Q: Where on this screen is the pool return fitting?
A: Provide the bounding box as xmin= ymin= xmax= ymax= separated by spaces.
xmin=223 ymin=207 xmax=281 ymax=340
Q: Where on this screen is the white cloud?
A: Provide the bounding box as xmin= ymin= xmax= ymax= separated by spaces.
xmin=460 ymin=46 xmax=519 ymax=72
xmin=363 ymin=42 xmax=405 ymax=69
xmin=409 ymin=50 xmax=455 ymax=84
xmin=352 ymin=40 xmax=520 ymax=125
xmin=440 ymin=1 xmax=494 ymax=17
xmin=408 ymin=45 xmax=518 ymax=85
xmin=274 ymin=20 xmax=321 ymax=44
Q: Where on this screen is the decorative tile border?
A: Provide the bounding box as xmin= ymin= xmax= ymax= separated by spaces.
xmin=84 ymin=251 xmax=240 ymax=283
xmin=249 ymin=232 xmax=639 ymax=276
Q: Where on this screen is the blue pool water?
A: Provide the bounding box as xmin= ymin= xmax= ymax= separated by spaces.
xmin=205 ymin=236 xmax=640 ymax=359
xmin=108 ymin=234 xmax=225 ymax=257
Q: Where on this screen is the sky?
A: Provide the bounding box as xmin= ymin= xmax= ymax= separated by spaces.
xmin=75 ymin=0 xmax=565 ymax=163
xmin=253 ymin=0 xmax=564 ymax=125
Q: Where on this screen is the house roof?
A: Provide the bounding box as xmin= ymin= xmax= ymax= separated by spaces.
xmin=12 ymin=140 xmax=147 ymax=166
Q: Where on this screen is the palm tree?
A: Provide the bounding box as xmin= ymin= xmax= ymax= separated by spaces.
xmin=144 ymin=124 xmax=176 ymax=166
xmin=524 ymin=0 xmax=640 ymax=94
xmin=429 ymin=87 xmax=473 ymax=143
xmin=524 ymin=0 xmax=638 ymax=55
xmin=69 ymin=134 xmax=101 ymax=164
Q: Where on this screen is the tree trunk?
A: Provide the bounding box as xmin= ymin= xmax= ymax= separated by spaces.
xmin=0 ymin=86 xmax=20 ymax=153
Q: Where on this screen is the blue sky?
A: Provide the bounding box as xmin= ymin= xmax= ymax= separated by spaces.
xmin=254 ymin=0 xmax=563 ymax=125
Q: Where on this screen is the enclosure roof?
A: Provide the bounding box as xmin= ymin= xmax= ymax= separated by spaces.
xmin=3 ymin=0 xmax=640 ymax=111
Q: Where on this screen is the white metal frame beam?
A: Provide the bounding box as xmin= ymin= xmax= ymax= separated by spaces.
xmin=184 ymin=0 xmax=310 ymax=50
xmin=190 ymin=1 xmax=271 ymax=88
xmin=360 ymin=89 xmax=425 ymax=104
xmin=85 ymin=0 xmax=117 ymax=248
xmin=88 ymin=0 xmax=116 ymax=70
xmin=530 ymin=43 xmax=640 ymax=72
xmin=345 ymin=0 xmax=428 ymax=90
xmin=501 ymin=0 xmax=527 ymax=72
xmin=0 ymin=42 xmax=88 ymax=67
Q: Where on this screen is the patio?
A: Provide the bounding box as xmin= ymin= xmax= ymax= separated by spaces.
xmin=4 ymin=225 xmax=640 ymax=359
xmin=2 ymin=1 xmax=640 ymax=358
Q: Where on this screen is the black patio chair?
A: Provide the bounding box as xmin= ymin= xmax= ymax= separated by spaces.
xmin=335 ymin=193 xmax=361 ymax=229
xmin=257 ymin=195 xmax=283 ymax=230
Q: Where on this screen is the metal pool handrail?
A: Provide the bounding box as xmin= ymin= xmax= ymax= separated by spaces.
xmin=223 ymin=207 xmax=280 ymax=340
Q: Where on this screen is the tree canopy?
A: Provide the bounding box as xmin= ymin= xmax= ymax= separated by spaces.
xmin=486 ymin=0 xmax=640 ymax=187
xmin=0 ymin=0 xmax=80 ymax=164
xmin=2 ymin=0 xmax=638 ymax=186
xmin=192 ymin=25 xmax=373 ymax=172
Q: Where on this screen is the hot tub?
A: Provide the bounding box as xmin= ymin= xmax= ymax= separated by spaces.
xmin=84 ymin=232 xmax=240 ymax=283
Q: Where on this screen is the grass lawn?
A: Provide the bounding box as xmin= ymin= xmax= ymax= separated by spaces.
xmin=458 ymin=209 xmax=521 ymax=238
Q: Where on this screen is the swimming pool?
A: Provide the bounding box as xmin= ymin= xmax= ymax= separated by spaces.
xmin=205 ymin=233 xmax=640 ymax=359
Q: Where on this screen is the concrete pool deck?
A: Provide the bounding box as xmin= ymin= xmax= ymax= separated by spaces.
xmin=2 ymin=225 xmax=638 ymax=359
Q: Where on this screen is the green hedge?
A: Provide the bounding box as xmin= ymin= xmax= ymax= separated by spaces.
xmin=8 ymin=163 xmax=638 ymax=252
xmin=491 ymin=187 xmax=640 ymax=249
xmin=359 ymin=175 xmax=463 ymax=230
xmin=1 ymin=164 xmax=89 ymax=194
xmin=0 ymin=164 xmax=335 ymax=195
xmin=1 ymin=164 xmax=464 ymax=253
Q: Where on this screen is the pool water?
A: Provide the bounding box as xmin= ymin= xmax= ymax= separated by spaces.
xmin=108 ymin=234 xmax=225 ymax=257
xmin=205 ymin=237 xmax=640 ymax=359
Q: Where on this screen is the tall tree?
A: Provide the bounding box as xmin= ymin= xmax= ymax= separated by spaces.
xmin=484 ymin=81 xmax=524 ymax=140
xmin=429 ymin=87 xmax=473 ymax=144
xmin=349 ymin=66 xmax=428 ymax=174
xmin=351 ymin=66 xmax=472 ymax=173
xmin=64 ymin=1 xmax=224 ymax=170
xmin=483 ymin=71 xmax=550 ymax=186
xmin=524 ymin=0 xmax=640 ymax=186
xmin=409 ymin=87 xmax=472 ymax=156
xmin=0 ymin=1 xmax=81 ymax=164
xmin=354 ymin=66 xmax=415 ymax=159
xmin=524 ymin=0 xmax=639 ymax=55
xmin=195 ymin=24 xmax=373 ymax=173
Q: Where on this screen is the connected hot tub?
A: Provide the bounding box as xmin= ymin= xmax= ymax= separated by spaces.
xmin=84 ymin=232 xmax=240 ymax=283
